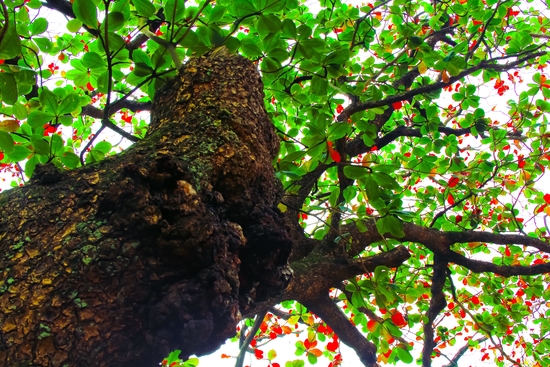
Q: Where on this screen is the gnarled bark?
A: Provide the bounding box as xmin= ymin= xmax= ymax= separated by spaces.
xmin=0 ymin=52 xmax=292 ymax=367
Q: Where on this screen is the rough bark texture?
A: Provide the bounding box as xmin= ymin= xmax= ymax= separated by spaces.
xmin=0 ymin=52 xmax=293 ymax=367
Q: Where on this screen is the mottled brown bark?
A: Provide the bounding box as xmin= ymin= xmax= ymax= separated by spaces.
xmin=0 ymin=52 xmax=292 ymax=367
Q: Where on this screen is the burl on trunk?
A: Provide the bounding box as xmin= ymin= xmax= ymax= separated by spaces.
xmin=0 ymin=52 xmax=293 ymax=367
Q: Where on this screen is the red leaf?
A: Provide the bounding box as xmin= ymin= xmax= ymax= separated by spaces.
xmin=448 ymin=177 xmax=460 ymax=188
xmin=254 ymin=349 xmax=264 ymax=359
xmin=505 ymin=246 xmax=511 ymax=257
xmin=260 ymin=322 xmax=268 ymax=333
xmin=367 ymin=319 xmax=376 ymax=332
xmin=327 ymin=141 xmax=341 ymax=163
xmin=330 ymin=150 xmax=341 ymax=163
xmin=455 ymin=215 xmax=462 ymax=224
xmin=392 ymin=101 xmax=403 ymax=110
xmin=471 ymin=295 xmax=480 ymax=305
xmin=391 ymin=310 xmax=407 ymax=328
xmin=447 ymin=194 xmax=455 ymax=205
xmin=327 ymin=339 xmax=339 ymax=352
xmin=544 ymin=193 xmax=550 ymax=204
xmin=336 ymin=104 xmax=344 ymax=114
xmin=86 ymin=82 xmax=95 ymax=91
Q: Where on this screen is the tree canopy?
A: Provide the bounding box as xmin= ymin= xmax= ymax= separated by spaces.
xmin=1 ymin=0 xmax=550 ymax=366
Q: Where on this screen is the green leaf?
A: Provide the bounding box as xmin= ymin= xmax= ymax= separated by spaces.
xmin=103 ymin=11 xmax=126 ymax=31
xmin=82 ymin=52 xmax=107 ymax=70
xmin=364 ymin=175 xmax=381 ymax=202
xmin=230 ymin=0 xmax=257 ymax=16
xmin=67 ymin=19 xmax=83 ymax=32
xmin=30 ymin=18 xmax=49 ymax=36
xmin=328 ymin=122 xmax=350 ymax=140
xmin=7 ymin=144 xmax=32 ymax=162
xmin=376 ymin=215 xmax=404 ymax=238
xmin=58 ymin=94 xmax=81 ymax=115
xmin=343 ymin=165 xmax=368 ymax=180
xmin=60 ymin=152 xmax=80 ymax=169
xmin=39 ymin=89 xmax=59 ymax=115
xmin=24 ymin=154 xmax=39 ymax=178
xmin=131 ymin=49 xmax=152 ymax=67
xmin=324 ymin=49 xmax=350 ymax=66
xmin=50 ymin=134 xmax=64 ymax=156
xmin=0 ymin=18 xmax=22 ymax=59
xmin=281 ymin=19 xmax=297 ymax=39
xmin=257 ymin=14 xmax=282 ymax=38
xmin=0 ymin=131 xmax=15 ymax=154
xmin=34 ymin=37 xmax=53 ymax=53
xmin=329 ymin=187 xmax=340 ymax=207
xmin=97 ymin=70 xmax=111 ymax=94
xmin=310 ymin=75 xmax=328 ymax=96
xmin=182 ymin=357 xmax=199 ymax=367
xmin=73 ymin=0 xmax=99 ymax=28
xmin=31 ymin=138 xmax=50 ymax=155
xmin=132 ymin=0 xmax=156 ymax=18
xmin=165 ymin=0 xmax=185 ymax=24
xmin=94 ymin=141 xmax=112 ymax=154
xmin=0 ymin=73 xmax=18 ymax=105
xmin=208 ymin=5 xmax=226 ymax=22
xmin=27 ymin=111 xmax=55 ymax=128
xmin=395 ymin=346 xmax=413 ymax=363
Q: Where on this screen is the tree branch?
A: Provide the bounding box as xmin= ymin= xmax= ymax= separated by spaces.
xmin=336 ymin=51 xmax=547 ymax=122
xmin=235 ymin=311 xmax=267 ymax=367
xmin=81 ymin=100 xmax=152 ymax=119
xmin=301 ymin=294 xmax=378 ymax=367
xmin=441 ymin=337 xmax=488 ymax=367
xmin=422 ymin=257 xmax=448 ymax=367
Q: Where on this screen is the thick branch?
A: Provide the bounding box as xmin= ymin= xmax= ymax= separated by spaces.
xmin=288 ymin=246 xmax=410 ymax=298
xmin=422 ymin=257 xmax=448 ymax=367
xmin=340 ymin=220 xmax=550 ymax=276
xmin=301 ymin=294 xmax=378 ymax=367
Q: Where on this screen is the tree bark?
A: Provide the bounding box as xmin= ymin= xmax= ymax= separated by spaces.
xmin=0 ymin=52 xmax=293 ymax=367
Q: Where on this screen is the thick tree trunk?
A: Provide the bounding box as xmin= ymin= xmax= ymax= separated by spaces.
xmin=0 ymin=52 xmax=293 ymax=367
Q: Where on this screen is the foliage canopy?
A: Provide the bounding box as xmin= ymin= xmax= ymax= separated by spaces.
xmin=1 ymin=0 xmax=550 ymax=366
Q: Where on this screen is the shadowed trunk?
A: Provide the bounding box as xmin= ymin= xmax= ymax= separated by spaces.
xmin=0 ymin=52 xmax=293 ymax=367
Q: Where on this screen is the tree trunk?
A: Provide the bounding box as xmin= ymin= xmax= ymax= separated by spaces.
xmin=0 ymin=52 xmax=293 ymax=367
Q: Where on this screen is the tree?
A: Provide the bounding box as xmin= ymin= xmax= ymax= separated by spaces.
xmin=0 ymin=0 xmax=550 ymax=366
